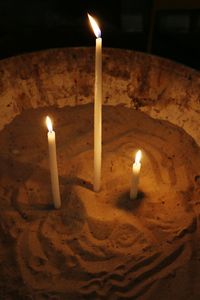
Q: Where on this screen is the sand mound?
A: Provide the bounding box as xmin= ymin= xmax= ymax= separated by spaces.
xmin=0 ymin=104 xmax=199 ymax=299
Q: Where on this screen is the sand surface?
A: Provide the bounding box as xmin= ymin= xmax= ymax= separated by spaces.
xmin=0 ymin=104 xmax=200 ymax=299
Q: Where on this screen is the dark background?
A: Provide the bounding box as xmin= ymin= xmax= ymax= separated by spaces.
xmin=1 ymin=0 xmax=200 ymax=69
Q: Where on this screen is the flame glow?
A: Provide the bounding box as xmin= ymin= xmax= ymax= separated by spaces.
xmin=88 ymin=13 xmax=101 ymax=38
xmin=46 ymin=116 xmax=53 ymax=132
xmin=135 ymin=150 xmax=142 ymax=164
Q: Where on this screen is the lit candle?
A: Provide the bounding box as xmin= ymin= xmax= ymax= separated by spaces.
xmin=130 ymin=150 xmax=142 ymax=200
xmin=88 ymin=13 xmax=102 ymax=192
xmin=46 ymin=116 xmax=61 ymax=209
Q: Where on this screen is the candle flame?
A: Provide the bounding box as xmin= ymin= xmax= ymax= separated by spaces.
xmin=88 ymin=13 xmax=101 ymax=38
xmin=46 ymin=116 xmax=53 ymax=132
xmin=135 ymin=150 xmax=142 ymax=164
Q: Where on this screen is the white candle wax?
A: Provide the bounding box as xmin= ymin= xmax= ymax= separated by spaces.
xmin=130 ymin=150 xmax=142 ymax=200
xmin=88 ymin=14 xmax=102 ymax=192
xmin=46 ymin=116 xmax=61 ymax=209
xmin=94 ymin=36 xmax=102 ymax=192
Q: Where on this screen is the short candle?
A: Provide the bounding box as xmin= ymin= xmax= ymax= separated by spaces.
xmin=46 ymin=116 xmax=61 ymax=209
xmin=130 ymin=150 xmax=142 ymax=200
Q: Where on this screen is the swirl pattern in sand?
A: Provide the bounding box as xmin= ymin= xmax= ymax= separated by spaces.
xmin=0 ymin=104 xmax=199 ymax=299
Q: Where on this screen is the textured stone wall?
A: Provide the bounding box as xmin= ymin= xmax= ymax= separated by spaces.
xmin=0 ymin=47 xmax=200 ymax=143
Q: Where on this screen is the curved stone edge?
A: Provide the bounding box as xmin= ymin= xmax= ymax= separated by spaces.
xmin=0 ymin=47 xmax=200 ymax=143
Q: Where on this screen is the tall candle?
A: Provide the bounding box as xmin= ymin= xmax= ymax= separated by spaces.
xmin=88 ymin=13 xmax=102 ymax=192
xmin=46 ymin=116 xmax=61 ymax=209
xmin=130 ymin=150 xmax=142 ymax=200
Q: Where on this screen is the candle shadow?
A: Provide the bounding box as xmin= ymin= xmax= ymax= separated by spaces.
xmin=0 ymin=154 xmax=93 ymax=217
xmin=194 ymin=174 xmax=200 ymax=188
xmin=116 ymin=190 xmax=145 ymax=212
xmin=60 ymin=176 xmax=93 ymax=191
